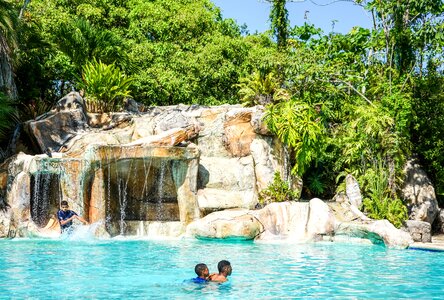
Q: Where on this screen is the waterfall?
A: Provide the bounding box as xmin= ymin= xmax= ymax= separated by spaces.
xmin=139 ymin=156 xmax=152 ymax=221
xmin=117 ymin=176 xmax=128 ymax=235
xmin=31 ymin=172 xmax=43 ymax=226
xmin=31 ymin=160 xmax=60 ymax=228
xmin=106 ymin=147 xmax=112 ymax=228
xmin=156 ymin=160 xmax=166 ymax=220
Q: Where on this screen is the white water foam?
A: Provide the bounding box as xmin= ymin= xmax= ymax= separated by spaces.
xmin=61 ymin=221 xmax=102 ymax=241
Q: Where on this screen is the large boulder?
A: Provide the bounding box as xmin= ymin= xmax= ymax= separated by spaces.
xmin=335 ymin=220 xmax=413 ymax=249
xmin=402 ymin=220 xmax=432 ymax=243
xmin=307 ymin=198 xmax=336 ymax=236
xmin=25 ymin=110 xmax=87 ymax=153
xmin=401 ymin=159 xmax=439 ymax=224
xmin=252 ymin=199 xmax=335 ymax=242
xmin=24 ymin=92 xmax=89 ymax=153
xmin=197 ymin=156 xmax=257 ymax=214
xmin=345 ymin=174 xmax=363 ymax=208
xmin=253 ymin=202 xmax=310 ymax=240
xmin=55 ymin=91 xmax=87 ymax=114
xmin=185 ymin=209 xmax=263 ymax=240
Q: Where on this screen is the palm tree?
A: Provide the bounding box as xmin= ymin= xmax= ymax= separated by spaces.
xmin=0 ymin=0 xmax=18 ymax=99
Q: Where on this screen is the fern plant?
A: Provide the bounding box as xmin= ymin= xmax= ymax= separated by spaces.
xmin=0 ymin=91 xmax=17 ymax=140
xmin=236 ymin=71 xmax=289 ymax=106
xmin=361 ymin=162 xmax=408 ymax=228
xmin=77 ymin=59 xmax=134 ymax=113
xmin=264 ymin=98 xmax=326 ymax=176
xmin=259 ymin=172 xmax=298 ymax=206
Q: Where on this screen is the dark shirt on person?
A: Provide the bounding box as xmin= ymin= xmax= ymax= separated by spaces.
xmin=57 ymin=210 xmax=78 ymax=231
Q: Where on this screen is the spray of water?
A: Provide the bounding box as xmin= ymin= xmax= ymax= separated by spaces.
xmin=60 ymin=221 xmax=102 ymax=241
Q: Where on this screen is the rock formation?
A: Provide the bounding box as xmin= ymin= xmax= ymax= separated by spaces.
xmin=0 ymin=93 xmax=421 ymax=248
xmin=401 ymin=159 xmax=439 ymax=225
xmin=185 ymin=199 xmax=413 ymax=249
xmin=0 ymin=93 xmax=294 ymax=238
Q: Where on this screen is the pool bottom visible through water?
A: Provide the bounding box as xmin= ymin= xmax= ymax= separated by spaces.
xmin=0 ymin=238 xmax=443 ymax=299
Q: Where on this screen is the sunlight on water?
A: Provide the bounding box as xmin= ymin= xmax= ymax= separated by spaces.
xmin=1 ymin=239 xmax=444 ymax=299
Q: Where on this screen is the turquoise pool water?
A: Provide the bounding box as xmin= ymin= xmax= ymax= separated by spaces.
xmin=1 ymin=238 xmax=443 ymax=299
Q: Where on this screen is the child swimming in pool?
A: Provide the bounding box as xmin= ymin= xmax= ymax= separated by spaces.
xmin=191 ymin=263 xmax=210 ymax=283
xmin=209 ymin=260 xmax=232 ymax=283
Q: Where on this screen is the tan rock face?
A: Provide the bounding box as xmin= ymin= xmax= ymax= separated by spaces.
xmin=307 ymin=198 xmax=335 ymax=236
xmin=253 ymin=200 xmax=335 ymax=242
xmin=223 ymin=110 xmax=256 ymax=157
xmin=25 ymin=110 xmax=87 ymax=153
xmin=195 ymin=106 xmax=232 ymax=158
xmin=197 ymin=156 xmax=257 ymax=214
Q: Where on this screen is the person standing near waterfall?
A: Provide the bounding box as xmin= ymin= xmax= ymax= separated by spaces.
xmin=57 ymin=200 xmax=88 ymax=233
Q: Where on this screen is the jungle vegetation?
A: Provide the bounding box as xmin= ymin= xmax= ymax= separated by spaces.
xmin=0 ymin=0 xmax=443 ymax=227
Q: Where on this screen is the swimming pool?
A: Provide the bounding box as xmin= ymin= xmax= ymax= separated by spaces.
xmin=1 ymin=238 xmax=443 ymax=299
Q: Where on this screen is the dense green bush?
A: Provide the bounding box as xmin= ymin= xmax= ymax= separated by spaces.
xmin=360 ymin=163 xmax=408 ymax=228
xmin=264 ymin=98 xmax=326 ymax=176
xmin=77 ymin=59 xmax=134 ymax=112
xmin=259 ymin=172 xmax=298 ymax=206
xmin=236 ymin=70 xmax=289 ymax=106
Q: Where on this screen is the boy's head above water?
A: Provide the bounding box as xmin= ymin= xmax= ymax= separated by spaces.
xmin=195 ymin=263 xmax=209 ymax=278
xmin=217 ymin=260 xmax=232 ymax=276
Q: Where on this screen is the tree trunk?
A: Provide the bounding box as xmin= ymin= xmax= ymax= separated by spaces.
xmin=0 ymin=35 xmax=17 ymax=100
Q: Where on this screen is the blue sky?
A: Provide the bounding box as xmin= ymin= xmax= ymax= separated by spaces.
xmin=212 ymin=0 xmax=374 ymax=34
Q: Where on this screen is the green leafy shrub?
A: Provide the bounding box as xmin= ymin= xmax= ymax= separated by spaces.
xmin=361 ymin=164 xmax=408 ymax=228
xmin=77 ymin=59 xmax=134 ymax=113
xmin=259 ymin=172 xmax=298 ymax=206
xmin=0 ymin=92 xmax=17 ymax=140
xmin=264 ymin=98 xmax=326 ymax=176
xmin=363 ymin=195 xmax=408 ymax=229
xmin=236 ymin=70 xmax=289 ymax=106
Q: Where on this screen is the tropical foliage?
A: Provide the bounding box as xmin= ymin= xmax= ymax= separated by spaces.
xmin=0 ymin=0 xmax=443 ymax=226
xmin=259 ymin=172 xmax=298 ymax=206
xmin=264 ymin=98 xmax=326 ymax=176
xmin=361 ymin=162 xmax=408 ymax=228
xmin=236 ymin=70 xmax=288 ymax=106
xmin=77 ymin=59 xmax=134 ymax=112
xmin=0 ymin=0 xmax=18 ymax=99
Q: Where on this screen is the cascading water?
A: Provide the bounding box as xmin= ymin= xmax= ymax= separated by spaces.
xmin=105 ymin=147 xmax=112 ymax=230
xmin=30 ymin=160 xmax=61 ymax=228
xmin=117 ymin=177 xmax=128 ymax=235
xmin=156 ymin=160 xmax=166 ymax=221
xmin=117 ymin=149 xmax=132 ymax=235
xmin=90 ymin=146 xmax=187 ymax=237
xmin=31 ymin=172 xmax=45 ymax=226
xmin=139 ymin=156 xmax=152 ymax=221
